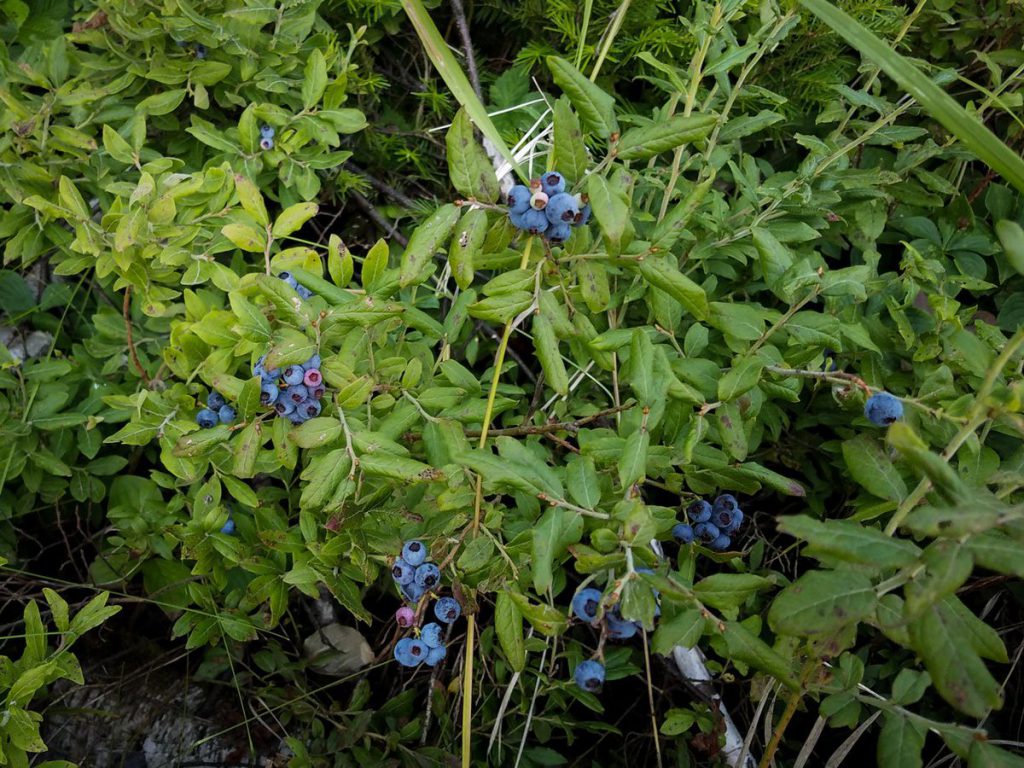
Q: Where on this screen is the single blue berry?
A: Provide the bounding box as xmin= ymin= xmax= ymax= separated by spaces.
xmin=207 ymin=391 xmax=226 ymax=410
xmin=509 ymin=210 xmax=528 ymax=230
xmin=672 ymin=523 xmax=695 ymax=543
xmin=687 ymin=499 xmax=713 ymax=523
xmin=521 ymin=208 xmax=549 ymax=235
xmin=540 ymin=171 xmax=566 ymax=196
xmin=606 ymin=609 xmax=638 ymax=640
xmin=255 ymin=355 xmax=280 ymax=380
xmin=710 ymin=534 xmax=732 ymax=552
xmin=392 ymin=558 xmax=415 ymax=585
xmin=574 ymin=201 xmax=591 ymax=226
xmin=194 ymin=44 xmax=206 ymax=59
xmin=434 ymin=597 xmax=461 ymax=624
xmin=296 ymin=284 xmax=312 ymax=300
xmin=297 ymin=399 xmax=321 ymax=420
xmin=217 ymin=404 xmax=236 ymax=424
xmin=713 ymin=494 xmax=739 ymax=513
xmin=282 ymin=366 xmax=305 ymax=386
xmin=574 ymin=659 xmax=605 ymax=692
xmin=414 ymin=562 xmax=441 ymax=590
xmin=394 ymin=638 xmax=419 ymax=667
xmin=713 ymin=507 xmax=743 ymax=533
xmin=420 ymin=622 xmax=443 ymax=649
xmin=260 ymin=382 xmax=279 ymax=405
xmin=546 ymin=222 xmax=573 ymax=244
xmin=260 ymin=137 xmax=274 ymax=151
xmin=694 ymin=522 xmax=720 ymax=544
xmin=274 ymin=399 xmax=296 ymax=417
xmin=545 ymin=192 xmax=579 ymax=225
xmin=402 ymin=581 xmax=426 ymax=603
xmin=402 ymin=540 xmax=428 ymax=567
xmin=406 ymin=639 xmax=428 ymax=663
xmin=260 ymin=124 xmax=275 ymax=139
xmin=424 ymin=644 xmax=447 ymax=667
xmin=507 ymin=184 xmax=531 ymax=214
xmin=304 ymin=354 xmax=322 ymax=370
xmin=196 ymin=408 xmax=218 ymax=429
xmin=285 ymin=384 xmax=309 ymax=404
xmin=220 ymin=518 xmax=235 ymax=535
xmin=864 ymin=392 xmax=903 ymax=426
xmin=278 ymin=271 xmax=298 ymax=290
xmin=571 ymin=588 xmax=603 ymax=625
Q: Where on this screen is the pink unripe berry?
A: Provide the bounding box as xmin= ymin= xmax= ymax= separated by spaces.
xmin=530 ymin=191 xmax=548 ymax=210
xmin=304 ymin=369 xmax=322 ymax=387
xmin=396 ymin=606 xmax=415 ymax=627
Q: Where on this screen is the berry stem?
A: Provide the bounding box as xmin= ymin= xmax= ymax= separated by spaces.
xmin=122 ymin=287 xmax=151 ymax=385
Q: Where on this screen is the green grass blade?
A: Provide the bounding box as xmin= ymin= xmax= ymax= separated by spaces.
xmin=799 ymin=0 xmax=1024 ymax=195
xmin=402 ymin=0 xmax=524 ymax=183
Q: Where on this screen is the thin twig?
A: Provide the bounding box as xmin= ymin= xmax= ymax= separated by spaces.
xmin=351 ymin=190 xmax=409 ymax=247
xmin=122 ymin=287 xmax=150 ymax=385
xmin=764 ymin=365 xmax=871 ymax=395
xmin=465 ymin=403 xmax=633 ymax=437
xmin=346 ymin=161 xmax=418 ymax=209
xmin=449 ymin=0 xmax=482 ymax=98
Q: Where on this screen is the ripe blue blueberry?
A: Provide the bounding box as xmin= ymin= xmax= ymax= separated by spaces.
xmin=414 ymin=562 xmax=441 ymax=589
xmin=420 ymin=622 xmax=443 ymax=649
xmin=574 ymin=659 xmax=605 ymax=692
xmin=305 ymin=354 xmax=322 ymax=370
xmin=220 ymin=518 xmax=235 ymax=535
xmin=402 ymin=540 xmax=428 ymax=566
xmin=217 ymin=404 xmax=236 ymax=424
xmin=521 ymin=209 xmax=549 ymax=235
xmin=864 ymin=392 xmax=903 ymax=426
xmin=713 ymin=507 xmax=743 ymax=533
xmin=296 ymin=284 xmax=312 ymax=300
xmin=713 ymin=494 xmax=738 ymax=513
xmin=260 ymin=382 xmax=279 ymax=405
xmin=545 ymin=192 xmax=579 ymax=224
xmin=509 ymin=210 xmax=528 ymax=230
xmin=406 ymin=639 xmax=428 ymax=663
xmin=606 ymin=609 xmax=638 ymax=640
xmin=260 ymin=124 xmax=275 ymax=139
xmin=694 ymin=522 xmax=720 ymax=544
xmin=710 ymin=534 xmax=732 ymax=552
xmin=260 ymin=137 xmax=274 ymax=151
xmin=687 ymin=499 xmax=713 ymax=523
xmin=274 ymin=399 xmax=296 ymax=417
xmin=392 ymin=558 xmax=415 ymax=585
xmin=207 ymin=391 xmax=226 ymax=410
xmin=278 ymin=272 xmax=298 ymax=290
xmin=194 ymin=44 xmax=206 ymax=59
xmin=574 ymin=202 xmax=591 ymax=226
xmin=282 ymin=366 xmax=305 ymax=386
xmin=394 ymin=638 xmax=419 ymax=667
xmin=298 ymin=399 xmax=321 ymax=420
xmin=540 ymin=171 xmax=566 ymax=196
xmin=196 ymin=408 xmax=218 ymax=429
xmin=285 ymin=384 xmax=309 ymax=404
xmin=507 ymin=184 xmax=532 ymax=214
xmin=424 ymin=644 xmax=447 ymax=667
xmin=571 ymin=588 xmax=603 ymax=624
xmin=434 ymin=597 xmax=461 ymax=623
xmin=255 ymin=355 xmax=280 ymax=380
xmin=546 ymin=222 xmax=573 ymax=245
xmin=672 ymin=523 xmax=695 ymax=543
xmin=402 ymin=581 xmax=426 ymax=603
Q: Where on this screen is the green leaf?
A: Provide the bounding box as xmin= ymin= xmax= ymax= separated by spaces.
xmin=446 ymin=109 xmax=499 ymax=203
xmin=508 ymin=590 xmax=569 ymax=637
xmin=615 ymin=114 xmax=716 ymax=161
xmin=631 ymin=257 xmax=709 ymax=320
xmin=798 ymin=0 xmax=1024 ymax=194
xmin=717 ymin=356 xmax=764 ymax=401
xmin=587 ymin=174 xmax=630 ymax=255
xmin=877 ymin=713 xmax=925 ymax=768
xmin=273 ymin=202 xmax=319 ymax=238
xmin=289 ymin=417 xmax=342 ymax=449
xmin=234 ymin=175 xmax=269 ymax=228
xmin=996 ymin=220 xmax=1024 ymax=276
xmin=495 ymin=591 xmax=526 ymax=672
xmin=968 ymin=741 xmax=1024 ymax=768
xmin=546 ymin=56 xmax=618 ymax=139
xmin=777 ymin=516 xmax=921 ymax=570
xmin=693 ymin=574 xmax=771 ymax=611
xmin=302 ymin=49 xmax=327 ymax=109
xmin=232 ymin=422 xmax=261 ymax=478
xmin=402 ymin=0 xmax=522 ymax=179
xmin=721 ymin=620 xmax=799 ymax=690
xmin=551 ymin=98 xmax=589 ymax=184
xmin=842 ymin=436 xmax=908 ymax=502
xmin=137 ymin=88 xmax=186 ymax=116
xmin=617 ymin=428 xmax=649 ymax=488
xmin=566 ymin=454 xmax=601 ymax=509
xmin=102 ymin=124 xmax=135 ymax=163
xmin=221 ymin=223 xmax=265 ymax=252
xmin=449 ymin=208 xmax=486 ymax=289
xmin=904 ymin=540 xmax=973 ymax=618
xmin=652 ymin=608 xmax=704 ymax=655
xmin=533 ymin=313 xmax=569 ymax=396
xmin=359 ymin=453 xmax=437 ymax=482
xmin=532 ymin=506 xmax=584 ymax=594
xmin=966 ymin=531 xmax=1024 ymax=578
xmin=399 ymin=204 xmax=460 ymax=287
xmin=768 ymin=569 xmax=876 ymax=636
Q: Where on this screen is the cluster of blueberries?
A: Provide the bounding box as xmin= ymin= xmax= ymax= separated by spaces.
xmin=195 ymin=391 xmax=236 ymax=429
xmin=254 ymin=352 xmax=325 ymax=424
xmin=864 ymin=391 xmax=903 ymax=426
xmin=672 ymin=494 xmax=744 ymax=552
xmin=392 ymin=598 xmax=462 ymax=668
xmin=259 ymin=124 xmax=276 ymax=152
xmin=391 ymin=539 xmax=442 ymax=604
xmin=506 ymin=171 xmax=591 ymax=244
xmin=391 ymin=540 xmax=463 ymax=668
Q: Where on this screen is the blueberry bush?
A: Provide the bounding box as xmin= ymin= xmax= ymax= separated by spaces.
xmin=3 ymin=0 xmax=1024 ymax=766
